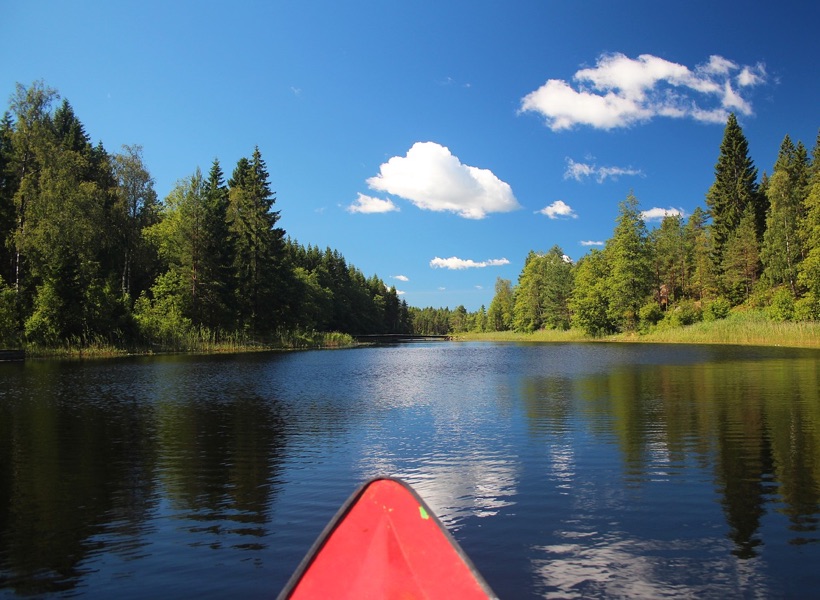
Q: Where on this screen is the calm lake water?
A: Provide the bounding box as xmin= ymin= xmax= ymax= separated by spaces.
xmin=1 ymin=342 xmax=820 ymax=599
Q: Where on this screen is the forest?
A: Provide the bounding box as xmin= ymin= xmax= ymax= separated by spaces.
xmin=0 ymin=81 xmax=411 ymax=351
xmin=415 ymin=115 xmax=820 ymax=338
xmin=1 ymin=81 xmax=818 ymax=349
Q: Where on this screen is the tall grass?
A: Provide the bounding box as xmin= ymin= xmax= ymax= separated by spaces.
xmin=456 ymin=312 xmax=820 ymax=349
xmin=457 ymin=329 xmax=590 ymax=343
xmin=637 ymin=311 xmax=820 ymax=348
xmin=24 ymin=329 xmax=357 ymax=359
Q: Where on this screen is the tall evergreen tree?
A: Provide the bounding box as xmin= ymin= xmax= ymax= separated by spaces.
xmin=606 ymin=193 xmax=652 ymax=331
xmin=203 ymin=158 xmax=233 ymax=326
xmin=705 ymin=114 xmax=761 ymax=283
xmin=761 ymin=136 xmax=810 ymax=294
xmin=226 ymin=147 xmax=287 ymax=335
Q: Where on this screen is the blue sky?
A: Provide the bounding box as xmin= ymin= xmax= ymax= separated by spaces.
xmin=2 ymin=1 xmax=818 ymax=311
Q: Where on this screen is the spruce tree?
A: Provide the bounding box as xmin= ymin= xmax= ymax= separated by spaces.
xmin=203 ymin=158 xmax=233 ymax=327
xmin=226 ymin=147 xmax=287 ymax=335
xmin=705 ymin=114 xmax=761 ymax=282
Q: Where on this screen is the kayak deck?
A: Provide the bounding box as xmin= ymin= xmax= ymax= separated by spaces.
xmin=278 ymin=477 xmax=497 ymax=599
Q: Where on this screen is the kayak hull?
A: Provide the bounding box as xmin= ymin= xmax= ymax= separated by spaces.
xmin=278 ymin=477 xmax=497 ymax=599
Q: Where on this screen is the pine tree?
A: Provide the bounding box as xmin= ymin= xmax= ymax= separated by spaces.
xmin=705 ymin=114 xmax=761 ymax=282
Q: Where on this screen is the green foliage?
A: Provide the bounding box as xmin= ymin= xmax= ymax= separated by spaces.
xmin=4 ymin=83 xmax=818 ymax=354
xmin=761 ymin=136 xmax=809 ymax=294
xmin=112 ymin=144 xmax=159 ymax=300
xmin=512 ymin=246 xmax=573 ymax=332
xmin=664 ymin=299 xmax=703 ymax=328
xmin=721 ymin=206 xmax=760 ymax=304
xmin=488 ymin=277 xmax=514 ymax=331
xmin=133 ymin=271 xmax=194 ymax=349
xmin=766 ymin=288 xmax=796 ymax=322
xmin=0 ymin=277 xmax=20 ymax=346
xmin=24 ymin=279 xmax=62 ymax=344
xmin=638 ymin=300 xmax=663 ymax=332
xmin=703 ymin=297 xmax=731 ymax=322
xmin=606 ymin=193 xmax=652 ymax=331
xmin=794 ymin=293 xmax=820 ymax=321
xmin=797 ymin=181 xmax=820 ymax=300
xmin=705 ymin=113 xmax=761 ymax=276
xmin=570 ymin=249 xmax=615 ymax=336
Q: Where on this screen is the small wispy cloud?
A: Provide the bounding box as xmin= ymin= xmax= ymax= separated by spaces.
xmin=537 ymin=200 xmax=577 ymax=219
xmin=641 ymin=207 xmax=685 ymax=221
xmin=580 ymin=240 xmax=605 ymax=246
xmin=520 ymin=52 xmax=768 ymax=131
xmin=346 ymin=193 xmax=399 ymax=214
xmin=392 ymin=275 xmax=409 ymax=282
xmin=429 ymin=256 xmax=510 ymax=270
xmin=564 ymin=157 xmax=643 ymax=183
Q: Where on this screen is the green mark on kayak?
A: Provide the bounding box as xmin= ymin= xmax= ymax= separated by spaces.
xmin=419 ymin=506 xmax=429 ymax=520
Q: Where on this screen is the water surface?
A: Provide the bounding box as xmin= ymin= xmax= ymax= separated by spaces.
xmin=1 ymin=343 xmax=819 ymax=598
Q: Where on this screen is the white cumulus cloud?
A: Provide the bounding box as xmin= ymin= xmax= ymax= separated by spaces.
xmin=565 ymin=157 xmax=643 ymax=183
xmin=641 ymin=207 xmax=685 ymax=221
xmin=520 ymin=53 xmax=767 ymax=131
xmin=366 ymin=142 xmax=521 ymax=219
xmin=429 ymin=256 xmax=511 ymax=270
xmin=537 ymin=200 xmax=577 ymax=219
xmin=347 ymin=193 xmax=399 ymax=214
xmin=392 ymin=274 xmax=409 ymax=282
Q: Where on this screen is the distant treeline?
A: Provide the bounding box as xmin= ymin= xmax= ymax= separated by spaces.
xmin=0 ymin=81 xmax=411 ymax=350
xmin=413 ymin=114 xmax=820 ymax=337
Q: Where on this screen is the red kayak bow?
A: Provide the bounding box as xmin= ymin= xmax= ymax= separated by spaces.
xmin=278 ymin=477 xmax=497 ymax=599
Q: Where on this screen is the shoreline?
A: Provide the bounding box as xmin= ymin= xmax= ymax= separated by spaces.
xmin=8 ymin=313 xmax=820 ymax=360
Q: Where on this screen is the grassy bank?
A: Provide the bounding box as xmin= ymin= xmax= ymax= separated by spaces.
xmin=455 ymin=312 xmax=820 ymax=349
xmin=21 ymin=331 xmax=357 ymax=359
